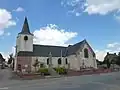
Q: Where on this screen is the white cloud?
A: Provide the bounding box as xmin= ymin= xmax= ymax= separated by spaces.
xmin=85 ymin=0 xmax=120 ymax=15
xmin=16 ymin=17 xmax=19 ymax=22
xmin=0 ymin=8 xmax=16 ymax=36
xmin=95 ymin=50 xmax=107 ymax=61
xmin=62 ymin=0 xmax=120 ymax=17
xmin=115 ymin=15 xmax=120 ymax=21
xmin=33 ymin=24 xmax=78 ymax=46
xmin=107 ymin=42 xmax=119 ymax=48
xmin=114 ymin=10 xmax=120 ymax=21
xmin=13 ymin=7 xmax=25 ymax=12
xmin=6 ymin=20 xmax=16 ymax=28
xmin=6 ymin=32 xmax=11 ymax=36
xmin=76 ymin=12 xmax=81 ymax=16
xmin=0 ymin=30 xmax=4 ymax=36
xmin=62 ymin=0 xmax=87 ymax=16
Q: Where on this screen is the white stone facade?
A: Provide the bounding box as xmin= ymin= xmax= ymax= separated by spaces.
xmin=16 ymin=34 xmax=33 ymax=53
xmin=31 ymin=56 xmax=69 ymax=72
xmin=30 ymin=42 xmax=98 ymax=72
xmin=68 ymin=43 xmax=97 ymax=71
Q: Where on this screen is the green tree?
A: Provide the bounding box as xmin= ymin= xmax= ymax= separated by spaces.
xmin=116 ymin=53 xmax=120 ymax=66
xmin=7 ymin=53 xmax=13 ymax=64
xmin=103 ymin=56 xmax=111 ymax=68
xmin=106 ymin=59 xmax=111 ymax=68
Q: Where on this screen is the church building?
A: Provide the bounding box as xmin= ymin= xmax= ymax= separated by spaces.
xmin=14 ymin=17 xmax=97 ymax=73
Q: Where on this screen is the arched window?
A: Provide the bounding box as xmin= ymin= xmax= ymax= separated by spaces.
xmin=47 ymin=58 xmax=49 ymax=65
xmin=93 ymin=53 xmax=95 ymax=57
xmin=84 ymin=48 xmax=89 ymax=58
xmin=65 ymin=58 xmax=68 ymax=64
xmin=58 ymin=58 xmax=62 ymax=65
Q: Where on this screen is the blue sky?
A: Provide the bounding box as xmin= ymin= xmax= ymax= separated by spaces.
xmin=0 ymin=0 xmax=120 ymax=61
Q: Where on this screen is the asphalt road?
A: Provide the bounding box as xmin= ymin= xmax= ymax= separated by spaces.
xmin=1 ymin=69 xmax=120 ymax=90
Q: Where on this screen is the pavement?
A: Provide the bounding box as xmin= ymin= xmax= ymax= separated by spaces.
xmin=0 ymin=69 xmax=120 ymax=90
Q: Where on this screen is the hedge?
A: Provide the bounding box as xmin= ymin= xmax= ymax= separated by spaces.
xmin=37 ymin=68 xmax=50 ymax=75
xmin=54 ymin=67 xmax=67 ymax=75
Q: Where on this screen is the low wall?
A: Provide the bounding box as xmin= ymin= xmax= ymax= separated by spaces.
xmin=67 ymin=68 xmax=116 ymax=76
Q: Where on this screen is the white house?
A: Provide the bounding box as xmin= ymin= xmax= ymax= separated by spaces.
xmin=14 ymin=17 xmax=97 ymax=73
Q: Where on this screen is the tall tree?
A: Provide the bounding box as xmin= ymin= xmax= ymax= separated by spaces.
xmin=0 ymin=53 xmax=5 ymax=63
xmin=7 ymin=53 xmax=13 ymax=64
xmin=103 ymin=55 xmax=111 ymax=68
xmin=116 ymin=54 xmax=120 ymax=66
xmin=106 ymin=59 xmax=111 ymax=68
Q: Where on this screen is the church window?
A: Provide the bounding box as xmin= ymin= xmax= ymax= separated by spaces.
xmin=58 ymin=58 xmax=62 ymax=65
xmin=40 ymin=64 xmax=44 ymax=68
xmin=84 ymin=48 xmax=89 ymax=58
xmin=24 ymin=36 xmax=28 ymax=41
xmin=93 ymin=53 xmax=95 ymax=57
xmin=47 ymin=58 xmax=49 ymax=65
xmin=65 ymin=58 xmax=68 ymax=64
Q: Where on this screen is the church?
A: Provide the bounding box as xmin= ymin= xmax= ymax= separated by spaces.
xmin=14 ymin=17 xmax=97 ymax=73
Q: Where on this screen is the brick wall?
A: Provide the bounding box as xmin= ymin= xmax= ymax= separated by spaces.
xmin=17 ymin=56 xmax=32 ymax=73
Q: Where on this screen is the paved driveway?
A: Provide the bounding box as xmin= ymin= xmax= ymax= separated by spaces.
xmin=0 ymin=69 xmax=120 ymax=90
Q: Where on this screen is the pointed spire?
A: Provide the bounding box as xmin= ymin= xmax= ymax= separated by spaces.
xmin=19 ymin=17 xmax=32 ymax=35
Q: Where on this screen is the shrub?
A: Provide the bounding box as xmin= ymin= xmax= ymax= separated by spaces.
xmin=37 ymin=68 xmax=50 ymax=75
xmin=54 ymin=67 xmax=67 ymax=75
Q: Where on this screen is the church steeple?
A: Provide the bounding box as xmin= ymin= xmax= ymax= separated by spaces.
xmin=19 ymin=17 xmax=33 ymax=35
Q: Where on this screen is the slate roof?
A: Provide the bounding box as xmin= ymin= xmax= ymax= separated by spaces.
xmin=66 ymin=40 xmax=85 ymax=55
xmin=17 ymin=40 xmax=95 ymax=57
xmin=66 ymin=40 xmax=95 ymax=57
xmin=18 ymin=17 xmax=33 ymax=35
xmin=17 ymin=45 xmax=67 ymax=57
xmin=33 ymin=44 xmax=67 ymax=57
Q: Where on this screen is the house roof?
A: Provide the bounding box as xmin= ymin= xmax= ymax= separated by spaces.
xmin=66 ymin=40 xmax=85 ymax=55
xmin=18 ymin=17 xmax=33 ymax=35
xmin=17 ymin=40 xmax=95 ymax=57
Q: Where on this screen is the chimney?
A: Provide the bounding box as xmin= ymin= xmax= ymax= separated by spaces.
xmin=107 ymin=52 xmax=109 ymax=55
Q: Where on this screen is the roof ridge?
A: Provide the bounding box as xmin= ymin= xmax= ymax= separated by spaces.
xmin=33 ymin=44 xmax=67 ymax=48
xmin=69 ymin=39 xmax=85 ymax=47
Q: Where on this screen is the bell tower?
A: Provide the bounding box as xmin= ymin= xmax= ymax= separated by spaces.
xmin=16 ymin=17 xmax=33 ymax=53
